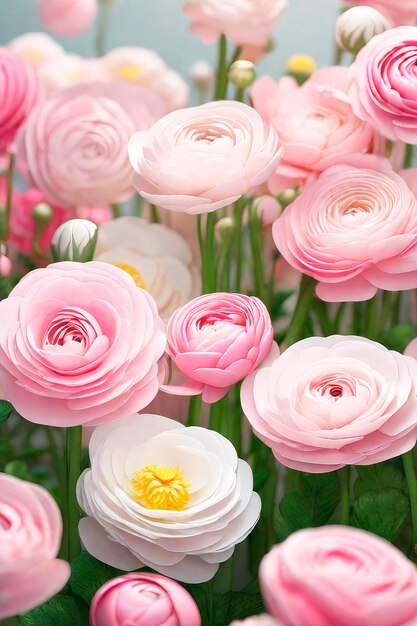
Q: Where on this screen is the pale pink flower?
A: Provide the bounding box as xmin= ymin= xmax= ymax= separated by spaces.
xmin=38 ymin=0 xmax=98 ymax=37
xmin=0 ymin=474 xmax=70 ymax=620
xmin=90 ymin=573 xmax=201 ymax=626
xmin=0 ymin=262 xmax=166 ymax=426
xmin=75 ymin=205 xmax=112 ymax=225
xmin=273 ymin=155 xmax=417 ymax=302
xmin=252 ymin=67 xmax=374 ymax=195
xmin=129 ymin=101 xmax=282 ymax=215
xmin=7 ymin=32 xmax=65 ymax=69
xmin=162 ymin=292 xmax=275 ymax=403
xmin=0 ymin=254 xmax=12 ymax=278
xmin=241 ymin=336 xmax=417 ymax=473
xmin=350 ymin=26 xmax=417 ymax=142
xmin=0 ymin=47 xmax=40 ymax=154
xmin=343 ymin=0 xmax=417 ymax=26
xmin=260 ymin=526 xmax=417 ymax=626
xmin=182 ymin=0 xmax=288 ymax=48
xmin=39 ymin=54 xmax=105 ymax=95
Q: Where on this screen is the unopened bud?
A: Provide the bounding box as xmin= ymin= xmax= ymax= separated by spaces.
xmin=228 ymin=60 xmax=256 ymax=89
xmin=215 ymin=216 xmax=235 ymax=242
xmin=51 ymin=219 xmax=98 ymax=262
xmin=278 ymin=188 xmax=298 ymax=208
xmin=190 ymin=60 xmax=215 ymax=90
xmin=336 ymin=6 xmax=391 ymax=55
xmin=287 ymin=54 xmax=317 ymax=85
xmin=32 ymin=202 xmax=53 ymax=224
xmin=254 ymin=196 xmax=282 ymax=226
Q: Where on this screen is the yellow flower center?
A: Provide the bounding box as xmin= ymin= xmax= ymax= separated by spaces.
xmin=115 ymin=263 xmax=147 ymax=290
xmin=130 ymin=465 xmax=191 ymax=511
xmin=23 ymin=49 xmax=45 ymax=63
xmin=287 ymin=54 xmax=317 ymax=75
xmin=118 ymin=63 xmax=141 ymax=82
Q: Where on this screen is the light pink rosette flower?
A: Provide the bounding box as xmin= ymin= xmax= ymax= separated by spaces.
xmin=0 ymin=474 xmax=70 ymax=620
xmin=343 ymin=0 xmax=417 ymax=26
xmin=162 ymin=293 xmax=275 ymax=403
xmin=182 ymin=0 xmax=288 ymax=48
xmin=350 ymin=26 xmax=417 ymax=142
xmin=129 ymin=101 xmax=282 ymax=215
xmin=8 ymin=32 xmax=65 ymax=69
xmin=0 ymin=48 xmax=40 ymax=154
xmin=18 ymin=91 xmax=137 ymax=208
xmin=273 ymin=155 xmax=417 ymax=302
xmin=90 ymin=573 xmax=201 ymax=626
xmin=38 ymin=0 xmax=98 ymax=37
xmin=260 ymin=526 xmax=417 ymax=626
xmin=0 ymin=262 xmax=166 ymax=426
xmin=252 ymin=67 xmax=374 ymax=194
xmin=241 ymin=335 xmax=417 ymax=473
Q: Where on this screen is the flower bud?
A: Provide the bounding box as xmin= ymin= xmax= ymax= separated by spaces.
xmin=336 ymin=6 xmax=391 ymax=55
xmin=51 ymin=219 xmax=97 ymax=262
xmin=254 ymin=196 xmax=282 ymax=226
xmin=215 ymin=216 xmax=235 ymax=241
xmin=228 ymin=60 xmax=256 ymax=89
xmin=286 ymin=54 xmax=317 ymax=85
xmin=0 ymin=253 xmax=12 ymax=278
xmin=277 ymin=188 xmax=298 ymax=208
xmin=32 ymin=202 xmax=53 ymax=224
xmin=190 ymin=60 xmax=215 ymax=90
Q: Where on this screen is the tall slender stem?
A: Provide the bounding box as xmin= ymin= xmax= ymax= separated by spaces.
xmin=187 ymin=395 xmax=202 ymax=427
xmin=339 ymin=466 xmax=351 ymax=525
xmin=0 ymin=153 xmax=15 ymax=240
xmin=215 ymin=35 xmax=228 ymax=100
xmin=249 ymin=203 xmax=265 ymax=301
xmin=234 ymin=200 xmax=245 ymax=292
xmin=96 ymin=0 xmax=113 ymax=56
xmin=403 ymin=451 xmax=417 ymax=552
xmin=283 ymin=275 xmax=316 ymax=347
xmin=67 ymin=426 xmax=82 ymax=562
xmin=205 ymin=213 xmax=217 ymax=292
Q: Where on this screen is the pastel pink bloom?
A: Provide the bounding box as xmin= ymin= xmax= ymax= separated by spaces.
xmin=182 ymin=0 xmax=288 ymax=48
xmin=241 ymin=336 xmax=417 ymax=473
xmin=38 ymin=0 xmax=98 ymax=37
xmin=7 ymin=32 xmax=65 ymax=69
xmin=0 ymin=255 xmax=12 ymax=278
xmin=230 ymin=617 xmax=283 ymax=626
xmin=90 ymin=573 xmax=201 ymax=626
xmin=273 ymin=155 xmax=417 ymax=302
xmin=39 ymin=54 xmax=105 ymax=95
xmin=252 ymin=67 xmax=374 ymax=195
xmin=18 ymin=91 xmax=138 ymax=208
xmin=0 ymin=47 xmax=40 ymax=154
xmin=343 ymin=0 xmax=417 ymax=26
xmin=129 ymin=101 xmax=282 ymax=215
xmin=350 ymin=26 xmax=417 ymax=142
xmin=76 ymin=205 xmax=112 ymax=225
xmin=10 ymin=188 xmax=73 ymax=257
xmin=260 ymin=526 xmax=417 ymax=626
xmin=0 ymin=474 xmax=70 ymax=620
xmin=162 ymin=293 xmax=275 ymax=403
xmin=0 ymin=262 xmax=166 ymax=426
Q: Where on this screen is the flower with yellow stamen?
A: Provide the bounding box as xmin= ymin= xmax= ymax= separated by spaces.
xmin=286 ymin=54 xmax=317 ymax=85
xmin=130 ymin=464 xmax=191 ymax=511
xmin=118 ymin=63 xmax=142 ymax=82
xmin=115 ymin=263 xmax=147 ymax=290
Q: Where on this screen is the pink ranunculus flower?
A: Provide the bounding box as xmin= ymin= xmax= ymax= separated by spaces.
xmin=76 ymin=205 xmax=112 ymax=225
xmin=162 ymin=293 xmax=275 ymax=403
xmin=350 ymin=26 xmax=417 ymax=142
xmin=273 ymin=155 xmax=417 ymax=302
xmin=182 ymin=0 xmax=288 ymax=48
xmin=38 ymin=0 xmax=98 ymax=37
xmin=241 ymin=335 xmax=417 ymax=473
xmin=90 ymin=573 xmax=201 ymax=626
xmin=260 ymin=526 xmax=417 ymax=626
xmin=0 ymin=262 xmax=166 ymax=426
xmin=8 ymin=32 xmax=65 ymax=69
xmin=0 ymin=47 xmax=40 ymax=154
xmin=343 ymin=0 xmax=417 ymax=26
xmin=252 ymin=67 xmax=374 ymax=195
xmin=0 ymin=474 xmax=70 ymax=620
xmin=18 ymin=90 xmax=137 ymax=209
xmin=129 ymin=101 xmax=282 ymax=215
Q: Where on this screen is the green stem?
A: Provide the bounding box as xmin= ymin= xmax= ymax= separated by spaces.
xmin=312 ymin=299 xmax=335 ymax=336
xmin=0 ymin=153 xmax=15 ymax=240
xmin=205 ymin=213 xmax=217 ymax=292
xmin=150 ymin=204 xmax=160 ymax=224
xmin=248 ymin=203 xmax=266 ymax=301
xmin=187 ymin=395 xmax=202 ymax=426
xmin=404 ymin=144 xmax=415 ymax=169
xmin=234 ymin=200 xmax=245 ymax=292
xmin=283 ymin=275 xmax=316 ymax=347
xmin=218 ymin=238 xmax=232 ymax=291
xmin=95 ymin=0 xmax=113 ymax=56
xmin=197 ymin=214 xmax=207 ymax=290
xmin=373 ymin=292 xmax=398 ymax=338
xmin=3 ymin=617 xmax=21 ymax=625
xmin=235 ymin=87 xmax=245 ymax=102
xmin=110 ymin=203 xmax=121 ymax=219
xmin=339 ymin=466 xmax=351 ymax=525
xmin=364 ymin=296 xmax=378 ymax=338
xmin=333 ymin=44 xmax=344 ymax=65
xmin=232 ymin=384 xmax=242 ymax=456
xmin=67 ymin=426 xmax=82 ymax=562
xmin=352 ymin=302 xmax=363 ymax=335
xmin=403 ymin=451 xmax=417 ymax=551
xmin=215 ymin=35 xmax=228 ymax=100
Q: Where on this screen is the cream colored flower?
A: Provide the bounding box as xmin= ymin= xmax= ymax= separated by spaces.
xmin=94 ymin=217 xmax=200 ymax=319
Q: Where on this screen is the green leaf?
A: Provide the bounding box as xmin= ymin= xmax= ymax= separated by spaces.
xmin=70 ymin=551 xmax=123 ymax=605
xmin=214 ymin=592 xmax=265 ymax=626
xmin=381 ymin=324 xmax=416 ymax=353
xmin=354 ymin=463 xmax=408 ymax=498
xmin=0 ymin=400 xmax=12 ymax=424
xmin=20 ymin=594 xmax=89 ymax=626
xmin=253 ymin=466 xmax=269 ymax=491
xmin=351 ymin=488 xmax=409 ymax=541
xmin=182 ymin=583 xmax=212 ymax=626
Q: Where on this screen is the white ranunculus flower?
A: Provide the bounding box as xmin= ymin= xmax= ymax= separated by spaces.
xmin=94 ymin=216 xmax=201 ymax=319
xmin=77 ymin=414 xmax=261 ymax=583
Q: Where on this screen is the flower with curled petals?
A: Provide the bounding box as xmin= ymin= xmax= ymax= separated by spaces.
xmin=241 ymin=335 xmax=417 ymax=473
xmin=273 ymin=155 xmax=417 ymax=302
xmin=260 ymin=526 xmax=417 ymax=626
xmin=0 ymin=262 xmax=166 ymax=426
xmin=0 ymin=474 xmax=70 ymax=620
xmin=77 ymin=413 xmax=261 ymax=583
xmin=128 ymin=101 xmax=282 ymax=215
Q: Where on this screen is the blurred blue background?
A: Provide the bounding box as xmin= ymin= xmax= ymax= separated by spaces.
xmin=0 ymin=0 xmax=340 ymax=81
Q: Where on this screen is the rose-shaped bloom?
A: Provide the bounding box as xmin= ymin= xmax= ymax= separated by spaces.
xmin=252 ymin=67 xmax=374 ymax=195
xmin=18 ymin=91 xmax=137 ymax=208
xmin=8 ymin=32 xmax=65 ymax=69
xmin=94 ymin=217 xmax=200 ymax=320
xmin=241 ymin=336 xmax=417 ymax=473
xmin=230 ymin=618 xmax=283 ymax=626
xmin=182 ymin=0 xmax=288 ymax=48
xmin=260 ymin=526 xmax=417 ymax=626
xmin=78 ymin=414 xmax=261 ymax=583
xmin=273 ymin=155 xmax=417 ymax=302
xmin=163 ymin=293 xmax=275 ymax=403
xmin=0 ymin=262 xmax=166 ymax=426
xmin=343 ymin=0 xmax=417 ymax=27
xmin=129 ymin=101 xmax=282 ymax=215
xmin=90 ymin=573 xmax=201 ymax=626
xmin=38 ymin=0 xmax=98 ymax=36
xmin=350 ymin=26 xmax=417 ymax=142
xmin=0 ymin=474 xmax=70 ymax=620
xmin=0 ymin=48 xmax=40 ymax=154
